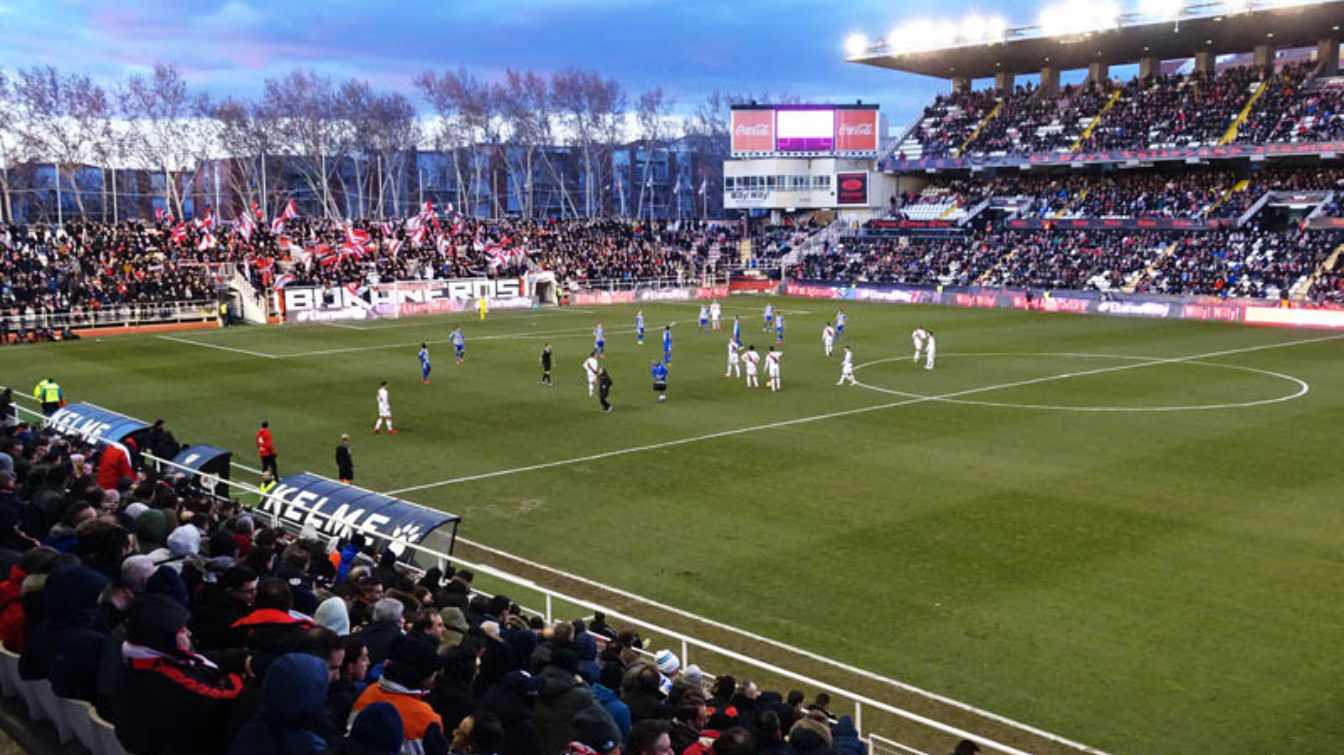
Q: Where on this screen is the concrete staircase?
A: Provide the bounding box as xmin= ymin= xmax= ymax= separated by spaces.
xmin=227 ymin=266 xmax=270 ymax=324
xmin=956 ymin=101 xmax=1004 ymax=157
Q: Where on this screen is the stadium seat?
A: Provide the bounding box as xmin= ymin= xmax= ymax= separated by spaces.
xmin=14 ymin=677 xmax=48 ymax=725
xmin=0 ymin=645 xmax=17 ymax=698
xmin=90 ymin=708 xmax=129 ymax=755
xmin=32 ymin=679 xmax=75 ymax=744
xmin=60 ymin=696 xmax=99 ymax=753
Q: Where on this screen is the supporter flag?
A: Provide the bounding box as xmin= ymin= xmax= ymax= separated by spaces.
xmin=420 ymin=200 xmax=434 ymax=220
xmin=170 ymin=223 xmax=188 ymax=246
xmin=194 ymin=206 xmax=215 ymax=231
xmin=154 ymin=207 xmax=168 ymax=223
xmin=272 ymin=199 xmax=298 ymax=234
xmin=273 ymin=273 xmax=296 ymax=289
xmin=407 ymin=216 xmax=428 ymax=247
xmin=345 ymin=225 xmax=371 ymax=250
xmin=196 ymin=230 xmax=216 ymax=252
xmin=277 ymin=235 xmax=293 ymax=254
xmin=251 ymin=201 xmax=264 ymax=220
xmin=236 ymin=211 xmax=256 ymax=242
xmin=698 ymin=178 xmax=707 ymax=196
xmin=385 ymin=237 xmax=403 ymax=257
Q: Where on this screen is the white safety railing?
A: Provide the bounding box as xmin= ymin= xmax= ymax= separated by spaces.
xmin=568 ymin=271 xmax=730 ymax=292
xmin=1 ymin=299 xmax=220 ymax=335
xmin=8 ymin=393 xmax=1105 ymax=755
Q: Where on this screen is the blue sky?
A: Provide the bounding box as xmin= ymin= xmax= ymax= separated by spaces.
xmin=0 ymin=0 xmax=1044 ymax=130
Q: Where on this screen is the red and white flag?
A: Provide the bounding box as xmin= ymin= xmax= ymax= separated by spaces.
xmin=251 ymin=201 xmax=264 ymax=220
xmin=273 ymin=273 xmax=296 ymax=289
xmin=236 ymin=212 xmax=256 ymax=242
xmin=170 ymin=223 xmax=188 ymax=246
xmin=345 ymin=225 xmax=370 ymax=250
xmin=420 ymin=200 xmax=434 ymax=220
xmin=154 ymin=207 xmax=168 ymax=223
xmin=385 ymin=237 xmax=403 ymax=257
xmin=435 ymin=234 xmax=453 ymax=257
xmin=196 ymin=230 xmax=216 ymax=252
xmin=271 ymin=199 xmax=298 ymax=234
xmin=193 ymin=206 xmax=214 ymax=231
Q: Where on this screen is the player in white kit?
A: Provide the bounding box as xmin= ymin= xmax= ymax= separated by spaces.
xmin=583 ymin=351 xmax=601 ymax=397
xmin=765 ymin=347 xmax=782 ymax=392
xmin=373 ymin=381 xmax=396 ymax=434
xmin=837 ymin=346 xmax=857 ymax=385
xmin=924 ymin=331 xmax=937 ymax=370
xmin=743 ymin=345 xmax=760 ymax=388
xmin=710 ymin=300 xmax=722 ymax=331
xmin=725 ymin=338 xmax=741 ymax=378
xmin=822 ymin=323 xmax=835 ymax=356
xmin=912 ymin=327 xmax=930 ymax=364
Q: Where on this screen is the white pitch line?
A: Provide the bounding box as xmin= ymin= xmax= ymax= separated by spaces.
xmin=383 ymin=331 xmax=1344 ymax=496
xmin=321 ymin=322 xmax=370 ymax=331
xmin=275 ymin=324 xmax=642 ymax=359
xmin=155 ymin=335 xmax=278 ymax=359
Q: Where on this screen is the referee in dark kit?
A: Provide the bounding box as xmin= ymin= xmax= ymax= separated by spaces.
xmin=539 ymin=341 xmax=553 ymax=386
xmin=598 ymin=368 xmax=613 ymax=412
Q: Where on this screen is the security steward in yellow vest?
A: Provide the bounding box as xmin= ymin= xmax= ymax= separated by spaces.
xmin=257 ymin=471 xmax=277 ymax=506
xmin=32 ymin=378 xmax=63 ymax=417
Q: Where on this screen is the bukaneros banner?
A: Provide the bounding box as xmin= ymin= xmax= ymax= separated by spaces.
xmin=279 ymin=278 xmax=528 ymax=322
xmin=785 ymin=280 xmax=1344 ymax=330
xmin=45 ymin=403 xmax=148 ymax=445
xmin=835 ymin=172 xmax=869 ymax=206
xmin=884 ymin=140 xmax=1344 ymax=173
xmin=730 ymin=109 xmax=775 ymax=154
xmin=1006 ymin=217 xmax=1232 ymax=231
xmin=258 ymin=472 xmax=460 ymax=551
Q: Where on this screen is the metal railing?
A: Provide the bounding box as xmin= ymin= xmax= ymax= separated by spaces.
xmin=568 ymin=271 xmax=730 ymax=292
xmin=1 ymin=299 xmax=220 ymax=335
xmin=8 ymin=393 xmax=1106 ymax=755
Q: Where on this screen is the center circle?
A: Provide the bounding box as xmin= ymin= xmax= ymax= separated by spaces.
xmin=852 ymin=352 xmax=1310 ymax=413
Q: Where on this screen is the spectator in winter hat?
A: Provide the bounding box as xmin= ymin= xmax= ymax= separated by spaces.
xmin=118 ymin=594 xmax=245 ymax=755
xmin=569 ymin=703 xmax=622 ymax=755
xmin=350 ymin=636 xmax=449 ymax=755
xmin=120 ymin=554 xmax=156 ymax=594
xmin=227 ymin=652 xmax=332 ymax=755
xmin=315 ymin=596 xmax=351 ymax=636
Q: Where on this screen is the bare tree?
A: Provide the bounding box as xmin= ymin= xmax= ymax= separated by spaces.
xmin=11 ymin=65 xmax=114 ymax=219
xmin=363 ymin=92 xmax=418 ymax=218
xmin=210 ymin=96 xmax=282 ymax=217
xmin=257 ymin=69 xmax=348 ymax=219
xmin=684 ymin=90 xmax=747 ymax=218
xmin=634 ymin=87 xmax=676 ymax=219
xmin=417 ymin=67 xmax=502 ymax=216
xmin=0 ymin=70 xmax=22 ymax=223
xmin=552 ymin=69 xmax=625 ymax=218
xmin=122 ymin=63 xmax=211 ymax=218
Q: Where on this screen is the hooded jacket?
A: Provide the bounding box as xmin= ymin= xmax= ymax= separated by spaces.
xmin=44 ymin=566 xmax=110 ymax=701
xmin=117 ymin=644 xmax=245 ymax=755
xmin=534 ymin=664 xmax=608 ymax=755
xmin=478 ymin=672 xmax=543 ymax=755
xmin=20 ymin=565 xmax=107 ymax=689
xmin=832 ymin=716 xmax=865 ymax=755
xmin=227 ymin=653 xmax=332 ymax=755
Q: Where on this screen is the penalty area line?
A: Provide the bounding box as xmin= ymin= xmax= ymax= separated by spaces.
xmin=155 ymin=335 xmax=278 ymax=359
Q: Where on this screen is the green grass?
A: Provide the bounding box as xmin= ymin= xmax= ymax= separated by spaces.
xmin=6 ymin=297 xmax=1344 ymax=754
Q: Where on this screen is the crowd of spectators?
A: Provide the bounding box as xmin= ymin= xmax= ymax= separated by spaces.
xmin=964 ymin=83 xmax=1110 ymax=156
xmin=1083 ymin=65 xmax=1264 ymax=151
xmin=0 ymin=409 xmax=902 ymax=755
xmin=900 ymin=87 xmax=1010 ymax=159
xmin=798 ymin=226 xmax=1344 ymax=301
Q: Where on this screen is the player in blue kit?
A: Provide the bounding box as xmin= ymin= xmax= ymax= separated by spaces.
xmin=594 ymin=322 xmax=606 ymax=354
xmin=698 ymin=304 xmax=709 ymax=333
xmin=774 ymin=312 xmax=784 ymax=343
xmin=651 ymin=359 xmax=669 ymax=402
xmin=732 ymin=315 xmax=742 ymax=346
xmin=763 ymin=302 xmax=774 ymax=332
xmin=418 ymin=343 xmax=431 ymax=384
xmin=835 ymin=308 xmax=847 ymax=340
xmin=662 ymin=325 xmax=673 ymax=364
xmin=451 ymin=326 xmax=465 ymax=364
xmin=635 ymin=311 xmax=645 ymax=345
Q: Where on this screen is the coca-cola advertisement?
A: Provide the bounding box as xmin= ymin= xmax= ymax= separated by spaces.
xmin=835 ymin=172 xmax=868 ymax=205
xmin=835 ymin=109 xmax=879 ymax=153
xmin=730 ymin=110 xmax=775 ymax=153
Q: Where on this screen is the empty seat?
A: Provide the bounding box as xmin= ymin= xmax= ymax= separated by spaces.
xmin=60 ymin=696 xmax=99 ymax=753
xmin=0 ymin=645 xmax=18 ymax=698
xmin=32 ymin=679 xmax=75 ymax=743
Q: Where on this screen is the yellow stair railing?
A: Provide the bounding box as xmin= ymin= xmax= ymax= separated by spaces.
xmin=1220 ymin=79 xmax=1270 ymax=145
xmin=977 ymin=247 xmax=1020 ymax=285
xmin=1070 ymin=88 xmax=1123 ymax=152
xmin=1204 ymin=179 xmax=1250 ymax=218
xmin=1292 ymin=242 xmax=1344 ymax=301
xmin=1124 ymin=241 xmax=1180 ymax=294
xmin=955 ymin=100 xmax=1003 ymax=157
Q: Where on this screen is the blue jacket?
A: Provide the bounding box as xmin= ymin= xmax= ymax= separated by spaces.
xmin=593 ymin=682 xmax=631 ymax=738
xmin=227 ymin=653 xmax=331 ymax=755
xmin=45 ymin=566 xmax=110 ymax=702
xmin=833 ymin=715 xmax=866 ymax=755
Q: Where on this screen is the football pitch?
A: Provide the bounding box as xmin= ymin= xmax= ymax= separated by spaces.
xmin=7 ymin=296 xmax=1344 ymax=754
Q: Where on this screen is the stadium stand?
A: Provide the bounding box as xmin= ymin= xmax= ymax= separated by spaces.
xmin=0 ymin=395 xmax=918 ymax=755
